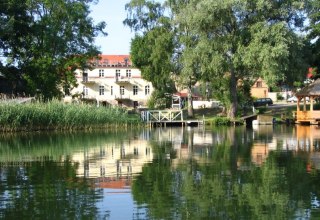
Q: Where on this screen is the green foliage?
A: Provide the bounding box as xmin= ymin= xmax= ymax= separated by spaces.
xmin=130 ymin=28 xmax=175 ymax=92
xmin=256 ymin=106 xmax=267 ymax=114
xmin=125 ymin=0 xmax=310 ymax=119
xmin=308 ymin=0 xmax=320 ymax=70
xmin=208 ymin=117 xmax=232 ymax=126
xmin=147 ymin=90 xmax=171 ymax=109
xmin=173 ymin=0 xmax=308 ymax=118
xmin=126 ymin=2 xmax=176 ymax=112
xmin=293 ymin=81 xmax=303 ymax=88
xmin=0 ymin=0 xmax=106 ymax=99
xmin=0 ymin=100 xmax=140 ymax=131
xmin=277 ymin=93 xmax=284 ymax=100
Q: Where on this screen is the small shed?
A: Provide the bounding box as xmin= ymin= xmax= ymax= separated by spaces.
xmin=295 ymin=78 xmax=320 ymax=125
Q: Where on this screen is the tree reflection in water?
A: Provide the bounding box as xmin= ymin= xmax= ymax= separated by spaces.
xmin=132 ymin=126 xmax=320 ymax=219
xmin=0 ymin=126 xmax=320 ymax=219
xmin=0 ymin=159 xmax=105 ymax=219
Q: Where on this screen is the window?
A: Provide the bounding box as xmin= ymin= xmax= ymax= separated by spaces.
xmin=83 ymin=71 xmax=88 ymax=82
xmin=145 ymin=85 xmax=150 ymax=95
xmin=99 ymin=69 xmax=104 ymax=77
xmin=126 ymin=69 xmax=131 ymax=77
xmin=120 ymin=86 xmax=125 ymax=95
xmin=83 ymin=86 xmax=88 ymax=96
xmin=134 ymin=147 xmax=138 ymax=155
xmin=116 ymin=69 xmax=120 ymax=77
xmin=256 ymin=81 xmax=262 ymax=88
xmin=99 ymin=85 xmax=104 ymax=95
xmin=133 ymin=85 xmax=138 ymax=95
xmin=110 ymin=86 xmax=113 ymax=95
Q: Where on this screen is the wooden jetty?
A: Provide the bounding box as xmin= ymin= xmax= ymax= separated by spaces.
xmin=140 ymin=110 xmax=204 ymax=127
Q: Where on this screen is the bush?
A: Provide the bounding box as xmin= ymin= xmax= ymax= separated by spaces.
xmin=256 ymin=107 xmax=267 ymax=114
xmin=209 ymin=117 xmax=232 ymax=126
xmin=147 ymin=90 xmax=171 ymax=109
xmin=277 ymin=93 xmax=284 ymax=101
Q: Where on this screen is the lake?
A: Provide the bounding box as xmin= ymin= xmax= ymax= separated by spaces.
xmin=0 ymin=125 xmax=320 ymax=219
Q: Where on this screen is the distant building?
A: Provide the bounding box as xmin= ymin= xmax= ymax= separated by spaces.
xmin=70 ymin=55 xmax=154 ymax=108
xmin=251 ymin=77 xmax=269 ymax=98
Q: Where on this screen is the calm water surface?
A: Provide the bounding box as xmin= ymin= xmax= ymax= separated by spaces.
xmin=0 ymin=125 xmax=320 ymax=219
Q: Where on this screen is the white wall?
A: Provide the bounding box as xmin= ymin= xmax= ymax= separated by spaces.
xmin=193 ymin=100 xmax=221 ymax=109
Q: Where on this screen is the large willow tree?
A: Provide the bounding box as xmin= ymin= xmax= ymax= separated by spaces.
xmin=174 ymin=0 xmax=308 ymax=118
xmin=126 ymin=0 xmax=309 ymax=118
xmin=0 ymin=0 xmax=106 ymax=99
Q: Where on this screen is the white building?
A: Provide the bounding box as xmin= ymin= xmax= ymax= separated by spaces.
xmin=71 ymin=55 xmax=153 ymax=108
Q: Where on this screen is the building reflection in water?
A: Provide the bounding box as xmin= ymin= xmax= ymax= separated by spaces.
xmin=71 ymin=125 xmax=320 ymax=188
xmin=251 ymin=125 xmax=320 ymax=167
xmin=72 ymin=136 xmax=153 ymax=189
xmin=72 ymin=127 xmax=216 ymax=188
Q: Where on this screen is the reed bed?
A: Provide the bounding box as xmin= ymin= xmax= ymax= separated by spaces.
xmin=0 ymin=100 xmax=141 ymax=132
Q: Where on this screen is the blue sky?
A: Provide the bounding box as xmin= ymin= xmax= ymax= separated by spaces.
xmin=90 ymin=0 xmax=134 ymax=55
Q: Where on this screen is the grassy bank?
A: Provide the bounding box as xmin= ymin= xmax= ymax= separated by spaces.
xmin=0 ymin=100 xmax=141 ymax=132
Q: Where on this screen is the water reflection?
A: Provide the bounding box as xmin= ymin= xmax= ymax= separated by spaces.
xmin=0 ymin=126 xmax=320 ymax=219
xmin=251 ymin=125 xmax=320 ymax=167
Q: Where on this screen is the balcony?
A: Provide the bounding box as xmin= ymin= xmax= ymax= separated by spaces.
xmin=115 ymin=95 xmax=131 ymax=101
xmin=82 ymin=77 xmax=96 ymax=84
xmin=115 ymin=76 xmax=132 ymax=84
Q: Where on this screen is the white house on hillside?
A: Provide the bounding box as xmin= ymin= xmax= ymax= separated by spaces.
xmin=70 ymin=55 xmax=153 ymax=108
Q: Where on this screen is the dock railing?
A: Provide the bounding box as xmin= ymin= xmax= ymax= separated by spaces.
xmin=141 ymin=110 xmax=183 ymax=122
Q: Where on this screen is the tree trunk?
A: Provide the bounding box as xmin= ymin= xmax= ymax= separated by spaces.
xmin=228 ymin=68 xmax=238 ymax=119
xmin=187 ymin=86 xmax=194 ymax=118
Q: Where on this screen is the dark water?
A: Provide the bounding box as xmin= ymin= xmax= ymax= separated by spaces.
xmin=0 ymin=125 xmax=320 ymax=219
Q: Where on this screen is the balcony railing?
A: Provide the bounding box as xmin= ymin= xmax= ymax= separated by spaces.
xmin=115 ymin=76 xmax=132 ymax=84
xmin=82 ymin=77 xmax=96 ymax=84
xmin=115 ymin=95 xmax=131 ymax=100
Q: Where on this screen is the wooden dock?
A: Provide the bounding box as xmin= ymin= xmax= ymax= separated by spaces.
xmin=140 ymin=110 xmax=204 ymax=127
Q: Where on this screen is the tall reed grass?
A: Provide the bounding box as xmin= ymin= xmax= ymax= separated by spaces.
xmin=0 ymin=100 xmax=141 ymax=131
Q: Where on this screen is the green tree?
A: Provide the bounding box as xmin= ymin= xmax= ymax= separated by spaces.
xmin=126 ymin=0 xmax=308 ymax=118
xmin=0 ymin=0 xmax=32 ymax=93
xmin=0 ymin=0 xmax=106 ymax=99
xmin=125 ymin=0 xmax=175 ymax=109
xmin=175 ymin=0 xmax=308 ymax=118
xmin=308 ymin=0 xmax=320 ymax=70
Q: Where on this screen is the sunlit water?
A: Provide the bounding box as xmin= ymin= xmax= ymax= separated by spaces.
xmin=0 ymin=125 xmax=320 ymax=219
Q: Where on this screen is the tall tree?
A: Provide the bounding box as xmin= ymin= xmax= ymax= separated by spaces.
xmin=308 ymin=0 xmax=320 ymax=70
xmin=125 ymin=0 xmax=200 ymax=116
xmin=126 ymin=0 xmax=308 ymax=118
xmin=174 ymin=0 xmax=308 ymax=118
xmin=0 ymin=0 xmax=106 ymax=99
xmin=0 ymin=0 xmax=32 ymax=93
xmin=168 ymin=0 xmax=205 ymax=117
xmin=124 ymin=0 xmax=176 ymax=109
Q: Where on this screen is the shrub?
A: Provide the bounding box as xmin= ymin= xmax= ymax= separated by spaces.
xmin=147 ymin=90 xmax=171 ymax=109
xmin=209 ymin=117 xmax=232 ymax=126
xmin=277 ymin=93 xmax=284 ymax=101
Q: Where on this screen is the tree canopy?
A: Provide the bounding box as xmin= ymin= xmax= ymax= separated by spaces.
xmin=308 ymin=0 xmax=320 ymax=72
xmin=0 ymin=0 xmax=106 ymax=99
xmin=126 ymin=0 xmax=311 ymax=118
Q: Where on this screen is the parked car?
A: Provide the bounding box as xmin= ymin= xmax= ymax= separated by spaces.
xmin=287 ymin=96 xmax=298 ymax=103
xmin=253 ymin=98 xmax=273 ymax=107
xmin=287 ymin=96 xmax=309 ymax=103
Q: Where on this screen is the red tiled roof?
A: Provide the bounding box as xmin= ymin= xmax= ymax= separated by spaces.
xmin=94 ymin=55 xmax=132 ymax=66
